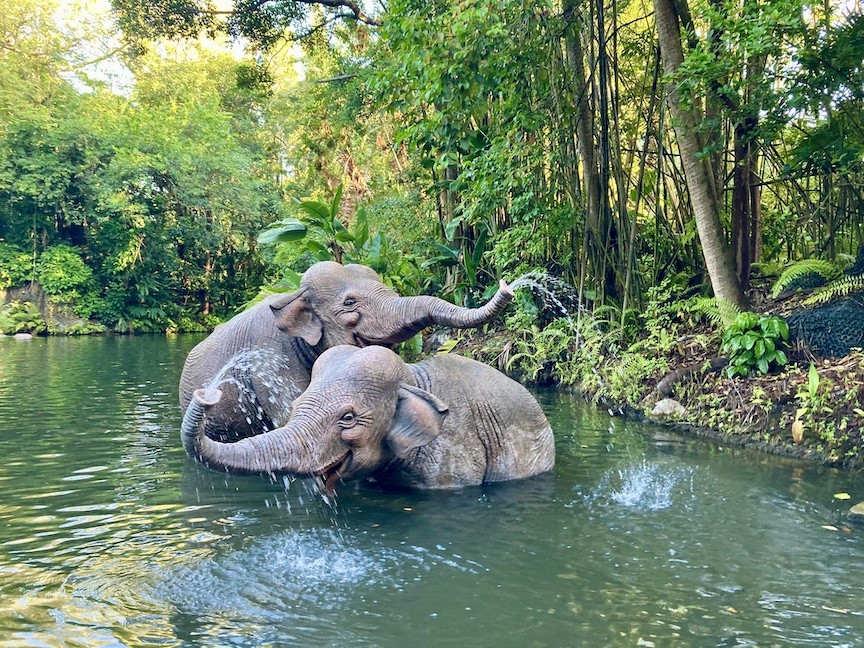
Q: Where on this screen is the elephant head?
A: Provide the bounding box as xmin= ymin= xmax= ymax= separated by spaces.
xmin=268 ymin=261 xmax=514 ymax=351
xmin=183 ymin=346 xmax=449 ymax=490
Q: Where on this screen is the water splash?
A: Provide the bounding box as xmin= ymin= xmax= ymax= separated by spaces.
xmin=150 ymin=529 xmax=396 ymax=614
xmin=509 ymin=270 xmax=587 ymax=342
xmin=206 ymin=347 xmax=301 ymax=428
xmin=584 ymin=460 xmax=696 ymax=511
xmin=148 ymin=528 xmax=485 ymax=617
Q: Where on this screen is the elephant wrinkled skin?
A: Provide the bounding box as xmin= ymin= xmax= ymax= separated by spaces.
xmin=183 ymin=345 xmax=555 ymax=490
xmin=179 ymin=262 xmax=514 ymax=443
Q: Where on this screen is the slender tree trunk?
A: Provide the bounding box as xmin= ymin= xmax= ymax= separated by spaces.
xmin=731 ymin=122 xmax=752 ymax=288
xmin=563 ymin=0 xmax=608 ymax=297
xmin=654 ymin=0 xmax=746 ymax=308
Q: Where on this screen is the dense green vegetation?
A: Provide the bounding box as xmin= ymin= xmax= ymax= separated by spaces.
xmin=1 ymin=0 xmax=862 ymax=340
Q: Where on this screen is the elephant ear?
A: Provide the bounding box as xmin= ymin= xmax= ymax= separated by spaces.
xmin=270 ymin=288 xmax=323 ymax=347
xmin=386 ymin=384 xmax=449 ymax=459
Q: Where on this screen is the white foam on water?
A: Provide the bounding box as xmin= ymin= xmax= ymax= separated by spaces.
xmin=585 ymin=460 xmax=696 ymax=512
xmin=148 ymin=528 xmax=486 ymax=619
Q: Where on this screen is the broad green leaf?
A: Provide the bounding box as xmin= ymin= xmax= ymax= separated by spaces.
xmin=330 ymin=184 xmax=344 ymax=221
xmin=808 ymin=363 xmax=820 ymax=400
xmin=754 ymin=339 xmax=765 ymax=358
xmin=303 ymin=240 xmax=329 ymax=256
xmin=257 ymin=221 xmax=307 ymax=244
xmin=430 ymin=242 xmax=460 ymax=260
xmin=298 ymin=201 xmax=331 ymax=227
xmin=354 ymin=208 xmax=369 ymax=248
xmin=471 ymin=227 xmax=488 ymax=275
xmin=366 ymin=233 xmax=384 ymax=269
xmin=444 ymin=215 xmax=464 ymax=241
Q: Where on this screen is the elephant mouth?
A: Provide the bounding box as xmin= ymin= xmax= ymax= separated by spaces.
xmin=353 ymin=334 xmax=393 ymax=350
xmin=317 ymin=453 xmax=351 ymax=493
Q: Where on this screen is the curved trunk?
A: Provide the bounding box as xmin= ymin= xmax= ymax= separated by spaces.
xmin=385 ymin=280 xmax=514 ymax=342
xmin=180 ymin=388 xmax=223 ymax=459
xmin=183 ymin=387 xmax=316 ymax=475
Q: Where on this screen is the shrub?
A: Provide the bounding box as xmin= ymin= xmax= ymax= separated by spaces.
xmin=721 ymin=312 xmax=789 ymax=377
xmin=0 ymin=300 xmax=47 ymax=335
xmin=0 ymin=242 xmax=32 ymax=289
xmin=35 ymin=244 xmax=95 ymax=304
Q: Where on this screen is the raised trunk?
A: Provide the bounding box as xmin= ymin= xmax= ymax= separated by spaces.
xmin=385 ymin=280 xmax=514 ymax=343
xmin=182 ymin=388 xmax=315 ymax=475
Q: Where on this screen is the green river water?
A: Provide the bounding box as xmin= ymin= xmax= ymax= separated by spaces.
xmin=1 ymin=335 xmax=863 ymax=647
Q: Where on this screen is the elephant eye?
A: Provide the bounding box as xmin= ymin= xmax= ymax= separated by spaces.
xmin=343 ymin=297 xmax=357 ymax=307
xmin=339 ymin=411 xmax=357 ymax=426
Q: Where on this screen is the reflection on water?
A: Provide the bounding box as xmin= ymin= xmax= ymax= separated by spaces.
xmin=1 ymin=336 xmax=864 ymax=646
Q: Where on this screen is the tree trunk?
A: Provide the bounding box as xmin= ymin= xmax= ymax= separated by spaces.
xmin=653 ymin=0 xmax=746 ymax=308
xmin=563 ymin=0 xmax=608 ymax=295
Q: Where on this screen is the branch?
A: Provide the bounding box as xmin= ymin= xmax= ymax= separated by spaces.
xmin=202 ymin=0 xmax=380 ymax=26
xmin=65 ymin=44 xmax=131 ymax=71
xmin=312 ymin=73 xmax=358 ymax=83
xmin=294 ymin=12 xmax=353 ymax=39
xmin=293 ymin=0 xmax=381 ymax=26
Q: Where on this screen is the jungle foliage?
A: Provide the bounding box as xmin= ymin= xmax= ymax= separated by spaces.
xmin=1 ymin=0 xmax=862 ymax=340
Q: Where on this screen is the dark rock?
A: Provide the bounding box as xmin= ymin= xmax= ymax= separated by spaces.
xmin=786 ymin=293 xmax=864 ymax=357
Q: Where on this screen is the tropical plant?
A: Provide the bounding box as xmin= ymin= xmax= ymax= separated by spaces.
xmin=259 ymin=184 xmax=422 ymax=295
xmin=802 ymin=275 xmax=864 ymax=306
xmin=0 ymin=243 xmax=32 ymax=289
xmin=35 ymin=245 xmax=95 ymax=305
xmin=771 ymin=259 xmax=841 ymax=298
xmin=259 ymin=185 xmax=354 ymax=263
xmin=721 ymin=312 xmax=789 ymax=377
xmin=0 ymin=300 xmax=46 ymax=335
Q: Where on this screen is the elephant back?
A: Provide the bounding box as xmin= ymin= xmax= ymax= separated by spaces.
xmin=412 ymin=354 xmax=555 ymax=483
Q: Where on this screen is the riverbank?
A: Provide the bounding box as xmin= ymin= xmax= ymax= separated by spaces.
xmin=451 ymin=322 xmax=864 ymax=470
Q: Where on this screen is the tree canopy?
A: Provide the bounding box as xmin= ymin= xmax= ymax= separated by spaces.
xmin=1 ymin=0 xmax=862 ymax=334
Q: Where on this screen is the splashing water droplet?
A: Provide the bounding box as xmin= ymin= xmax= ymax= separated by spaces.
xmin=585 ymin=460 xmax=696 ymax=511
xmin=202 ymin=348 xmax=302 ymax=428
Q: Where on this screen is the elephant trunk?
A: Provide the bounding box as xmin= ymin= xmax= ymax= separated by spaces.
xmin=180 ymin=388 xmax=223 ymax=459
xmin=388 ymin=280 xmax=514 ymax=341
xmin=183 ymin=390 xmax=318 ymax=475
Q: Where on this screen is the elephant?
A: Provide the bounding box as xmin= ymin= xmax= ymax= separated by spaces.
xmin=180 ymin=262 xmax=514 ymax=443
xmin=181 ymin=345 xmax=555 ymax=490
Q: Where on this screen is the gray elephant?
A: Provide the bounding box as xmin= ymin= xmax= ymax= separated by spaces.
xmin=182 ymin=345 xmax=555 ymax=490
xmin=180 ymin=262 xmax=514 ymax=443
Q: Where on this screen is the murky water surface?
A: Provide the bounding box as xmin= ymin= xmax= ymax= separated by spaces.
xmin=1 ymin=335 xmax=863 ymax=646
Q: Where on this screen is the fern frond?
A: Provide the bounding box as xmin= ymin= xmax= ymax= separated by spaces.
xmin=771 ymin=260 xmax=840 ymax=298
xmin=802 ymin=275 xmax=864 ymax=306
xmin=687 ymin=296 xmax=742 ymax=328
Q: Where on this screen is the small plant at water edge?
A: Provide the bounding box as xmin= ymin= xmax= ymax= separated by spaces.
xmin=0 ymin=300 xmax=46 ymax=335
xmin=721 ymin=312 xmax=789 ymax=377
